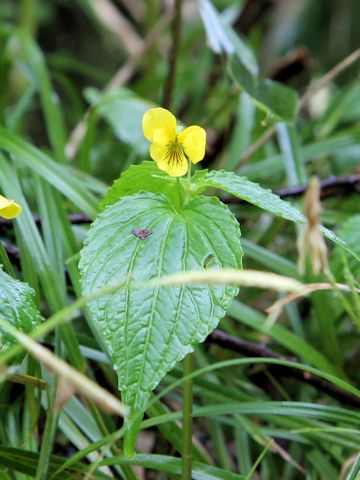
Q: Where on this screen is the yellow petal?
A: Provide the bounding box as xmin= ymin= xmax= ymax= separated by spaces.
xmin=0 ymin=195 xmax=22 ymax=219
xmin=150 ymin=142 xmax=188 ymax=177
xmin=153 ymin=128 xmax=176 ymax=145
xmin=178 ymin=125 xmax=206 ymax=164
xmin=142 ymin=108 xmax=177 ymax=142
xmin=149 ymin=142 xmax=169 ymax=164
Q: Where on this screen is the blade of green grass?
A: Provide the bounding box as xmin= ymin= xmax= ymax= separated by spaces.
xmin=229 ymin=301 xmax=337 ymax=374
xmin=0 ymin=128 xmax=98 ymax=218
xmin=100 ymin=454 xmax=245 ymax=480
xmin=242 ymin=238 xmax=298 ymax=278
xmin=13 ymin=30 xmax=67 ymax=164
xmin=240 ymin=127 xmax=360 ymax=179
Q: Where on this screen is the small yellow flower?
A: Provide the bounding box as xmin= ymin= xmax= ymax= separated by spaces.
xmin=0 ymin=195 xmax=22 ymax=219
xmin=142 ymin=107 xmax=206 ymax=177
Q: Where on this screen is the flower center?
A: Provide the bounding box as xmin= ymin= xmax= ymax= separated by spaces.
xmin=165 ymin=138 xmax=186 ymax=166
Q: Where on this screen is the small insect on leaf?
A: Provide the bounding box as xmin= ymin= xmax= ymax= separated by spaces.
xmin=132 ymin=229 xmax=153 ymax=239
xmin=202 ymin=253 xmax=215 ymax=268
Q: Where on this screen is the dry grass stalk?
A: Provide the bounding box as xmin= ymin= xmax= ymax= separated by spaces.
xmin=297 ymin=177 xmax=329 ymax=275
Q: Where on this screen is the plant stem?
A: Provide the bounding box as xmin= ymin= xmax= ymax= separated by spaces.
xmin=0 ymin=241 xmax=15 ymax=277
xmin=19 ymin=0 xmax=39 ymax=38
xmin=187 ymin=162 xmax=192 ymax=180
xmin=35 ymin=390 xmax=58 ymax=480
xmin=182 ymin=352 xmax=193 ymax=480
xmin=163 ymin=0 xmax=183 ymax=109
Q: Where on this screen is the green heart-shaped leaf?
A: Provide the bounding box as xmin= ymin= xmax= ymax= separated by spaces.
xmin=193 ymin=169 xmax=360 ymax=260
xmin=79 ymin=192 xmax=243 ymax=454
xmin=0 ymin=268 xmax=42 ymax=354
xmin=229 ymin=56 xmax=299 ymax=123
xmin=100 ymin=161 xmax=179 ymax=210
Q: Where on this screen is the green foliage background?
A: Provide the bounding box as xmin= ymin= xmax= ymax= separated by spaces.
xmin=0 ymin=0 xmax=360 ymax=479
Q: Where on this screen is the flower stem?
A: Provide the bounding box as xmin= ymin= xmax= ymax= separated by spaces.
xmin=181 ymin=352 xmax=193 ymax=480
xmin=163 ymin=0 xmax=183 ymax=109
xmin=19 ymin=0 xmax=39 ymax=37
xmin=35 ymin=394 xmax=58 ymax=480
xmin=187 ymin=162 xmax=192 ymax=181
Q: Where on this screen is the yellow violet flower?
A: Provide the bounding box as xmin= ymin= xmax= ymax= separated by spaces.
xmin=0 ymin=195 xmax=22 ymax=219
xmin=142 ymin=107 xmax=206 ymax=177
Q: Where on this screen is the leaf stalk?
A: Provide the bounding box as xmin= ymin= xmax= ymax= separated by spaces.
xmin=182 ymin=352 xmax=194 ymax=480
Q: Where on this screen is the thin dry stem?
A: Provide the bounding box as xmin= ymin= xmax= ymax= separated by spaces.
xmin=91 ymin=0 xmax=143 ymax=56
xmin=297 ymin=177 xmax=329 ymax=275
xmin=0 ymin=319 xmax=128 ymax=417
xmin=163 ymin=0 xmax=183 ymax=109
xmin=267 ymin=282 xmax=360 ymax=313
xmin=151 ymin=268 xmax=303 ymax=292
xmin=65 ymin=8 xmax=173 ymax=159
xmin=239 ymin=48 xmax=360 ymax=165
xmin=299 ymin=48 xmax=360 ymax=106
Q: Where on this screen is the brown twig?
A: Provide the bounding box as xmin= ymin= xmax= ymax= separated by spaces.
xmin=1 ymin=173 xmax=359 ymax=238
xmin=267 ymin=48 xmax=314 ymax=84
xmin=162 ymin=0 xmax=183 ymax=109
xmin=209 ymin=329 xmax=294 ymax=360
xmin=207 ymin=329 xmax=360 ymax=407
xmin=3 ymin=243 xmax=20 ymax=260
xmin=273 ymin=173 xmax=360 ymax=199
xmin=221 ymin=173 xmax=360 ymax=205
xmin=234 ymin=0 xmax=277 ymax=35
xmin=0 ymin=213 xmax=91 ymax=233
xmin=1 ymin=214 xmax=91 ymax=263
